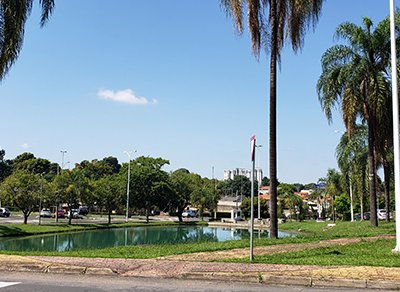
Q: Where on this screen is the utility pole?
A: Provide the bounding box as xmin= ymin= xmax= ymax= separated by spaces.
xmin=390 ymin=0 xmax=400 ymax=253
xmin=124 ymin=150 xmax=136 ymax=223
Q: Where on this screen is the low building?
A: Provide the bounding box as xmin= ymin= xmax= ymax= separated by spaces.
xmin=215 ymin=196 xmax=243 ymax=220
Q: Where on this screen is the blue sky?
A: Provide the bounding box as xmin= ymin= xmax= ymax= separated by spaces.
xmin=0 ymin=0 xmax=392 ymax=183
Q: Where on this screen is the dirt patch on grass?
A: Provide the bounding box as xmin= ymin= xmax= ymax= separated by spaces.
xmin=159 ymin=235 xmax=395 ymax=261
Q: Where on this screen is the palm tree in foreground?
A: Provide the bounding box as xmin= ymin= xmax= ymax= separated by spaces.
xmin=317 ymin=16 xmax=394 ymax=226
xmin=220 ymin=0 xmax=324 ymax=237
xmin=0 ymin=0 xmax=55 ymax=81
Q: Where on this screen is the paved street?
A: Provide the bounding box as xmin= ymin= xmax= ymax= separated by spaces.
xmin=0 ymin=272 xmax=392 ymax=292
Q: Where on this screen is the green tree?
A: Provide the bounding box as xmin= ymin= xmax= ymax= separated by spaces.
xmin=169 ymin=169 xmax=200 ymax=222
xmin=76 ymin=156 xmax=121 ymax=180
xmin=0 ymin=149 xmax=12 ymax=182
xmin=324 ymin=168 xmax=343 ymax=222
xmin=278 ymin=184 xmax=303 ymax=221
xmin=52 ymin=169 xmax=91 ymax=225
xmin=130 ymin=156 xmax=171 ymax=222
xmin=0 ymin=170 xmax=40 ymax=224
xmin=225 ymin=175 xmax=252 ymax=197
xmin=261 ymin=177 xmax=270 ymax=187
xmin=94 ymin=175 xmax=124 ymax=224
xmin=317 ymin=16 xmax=397 ymax=226
xmin=11 ymin=153 xmax=56 ymax=176
xmin=0 ymin=1 xmax=54 ymax=81
xmin=222 ymin=0 xmax=324 ymax=238
xmin=190 ymin=188 xmax=215 ymax=220
xmin=240 ymin=197 xmax=268 ymax=219
xmin=335 ymin=193 xmax=351 ymax=220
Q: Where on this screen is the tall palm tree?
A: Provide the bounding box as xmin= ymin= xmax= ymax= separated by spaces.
xmin=317 ymin=16 xmax=394 ymax=227
xmin=0 ymin=0 xmax=55 ymax=81
xmin=221 ymin=0 xmax=324 ymax=238
xmin=336 ymin=125 xmax=368 ymax=221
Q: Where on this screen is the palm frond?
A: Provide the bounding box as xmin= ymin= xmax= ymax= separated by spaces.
xmin=0 ymin=0 xmax=54 ymax=81
xmin=39 ymin=0 xmax=55 ymax=27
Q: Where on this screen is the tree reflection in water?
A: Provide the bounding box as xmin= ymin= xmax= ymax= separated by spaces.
xmin=0 ymin=226 xmax=292 ymax=252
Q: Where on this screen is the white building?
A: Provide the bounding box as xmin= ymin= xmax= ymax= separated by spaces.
xmin=223 ymin=168 xmax=263 ymax=182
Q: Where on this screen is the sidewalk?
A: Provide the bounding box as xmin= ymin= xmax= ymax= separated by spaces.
xmin=0 ymin=234 xmax=398 ymax=289
xmin=0 ymin=250 xmax=397 ymax=290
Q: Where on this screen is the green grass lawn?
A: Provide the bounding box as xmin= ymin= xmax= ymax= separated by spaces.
xmin=279 ymin=220 xmax=396 ymax=239
xmin=0 ymin=220 xmax=397 ymax=266
xmin=248 ymin=238 xmax=400 ymax=267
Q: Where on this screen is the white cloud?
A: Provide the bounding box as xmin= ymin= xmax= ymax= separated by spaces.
xmin=21 ymin=143 xmax=30 ymax=149
xmin=97 ymin=88 xmax=157 ymax=105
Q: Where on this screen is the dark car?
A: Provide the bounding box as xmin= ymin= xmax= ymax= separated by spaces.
xmin=78 ymin=206 xmax=88 ymax=216
xmin=354 ymin=212 xmax=370 ymax=220
xmin=0 ymin=208 xmax=10 ymax=217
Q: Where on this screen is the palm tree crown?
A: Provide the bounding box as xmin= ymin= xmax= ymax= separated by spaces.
xmin=221 ymin=0 xmax=324 ymax=238
xmin=0 ymin=0 xmax=55 ymax=80
xmin=317 ymin=15 xmax=398 ymax=226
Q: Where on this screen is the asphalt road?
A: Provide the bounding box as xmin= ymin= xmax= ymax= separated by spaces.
xmin=0 ymin=272 xmax=393 ymax=292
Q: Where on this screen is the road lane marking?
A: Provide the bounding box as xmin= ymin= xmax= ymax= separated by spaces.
xmin=0 ymin=282 xmax=20 ymax=288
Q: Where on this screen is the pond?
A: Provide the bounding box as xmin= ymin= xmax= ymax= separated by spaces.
xmin=0 ymin=226 xmax=294 ymax=252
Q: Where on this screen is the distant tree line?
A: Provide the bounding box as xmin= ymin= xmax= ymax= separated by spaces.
xmin=0 ymin=150 xmax=221 ymax=224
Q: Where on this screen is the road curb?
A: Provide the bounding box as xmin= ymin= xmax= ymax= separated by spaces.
xmin=182 ymin=271 xmax=400 ymax=290
xmin=1 ymin=256 xmax=400 ymax=290
xmin=367 ymin=279 xmax=400 ymax=290
xmin=85 ymin=267 xmax=117 ymax=276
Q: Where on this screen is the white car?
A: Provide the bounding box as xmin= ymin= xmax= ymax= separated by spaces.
xmin=182 ymin=210 xmax=197 ymax=218
xmin=377 ymin=209 xmax=387 ymax=220
xmin=66 ymin=209 xmax=83 ymax=219
xmin=40 ymin=209 xmax=52 ymax=218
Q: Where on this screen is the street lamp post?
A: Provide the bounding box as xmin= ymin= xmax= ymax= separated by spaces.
xmin=39 ymin=173 xmax=44 ymax=225
xmin=59 ymin=150 xmax=67 ymax=174
xmin=124 ymin=150 xmax=136 ymax=223
xmin=255 ymin=145 xmax=263 ymax=220
xmin=390 ymin=0 xmax=400 ymax=253
xmin=250 ymin=135 xmax=256 ymax=262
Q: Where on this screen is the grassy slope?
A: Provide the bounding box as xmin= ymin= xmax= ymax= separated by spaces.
xmin=0 ymin=220 xmax=396 ymax=265
xmin=250 ymin=238 xmax=400 ymax=267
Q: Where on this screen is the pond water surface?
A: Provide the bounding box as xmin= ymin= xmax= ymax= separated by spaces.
xmin=0 ymin=226 xmax=293 ymax=252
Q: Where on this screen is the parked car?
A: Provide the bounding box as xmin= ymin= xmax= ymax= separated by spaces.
xmin=377 ymin=209 xmax=391 ymax=220
xmin=66 ymin=209 xmax=83 ymax=219
xmin=53 ymin=208 xmax=65 ymax=218
xmin=182 ymin=210 xmax=197 ymax=218
xmin=40 ymin=209 xmax=52 ymax=218
xmin=354 ymin=212 xmax=370 ymax=220
xmin=77 ymin=206 xmax=88 ymax=216
xmin=0 ymin=208 xmax=11 ymax=217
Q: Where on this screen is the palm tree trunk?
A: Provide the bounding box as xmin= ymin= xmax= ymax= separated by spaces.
xmin=360 ymin=167 xmax=367 ymax=220
xmin=269 ymin=0 xmax=278 ymax=239
xmin=367 ymin=118 xmax=378 ymax=227
xmin=383 ymin=158 xmax=391 ymax=223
